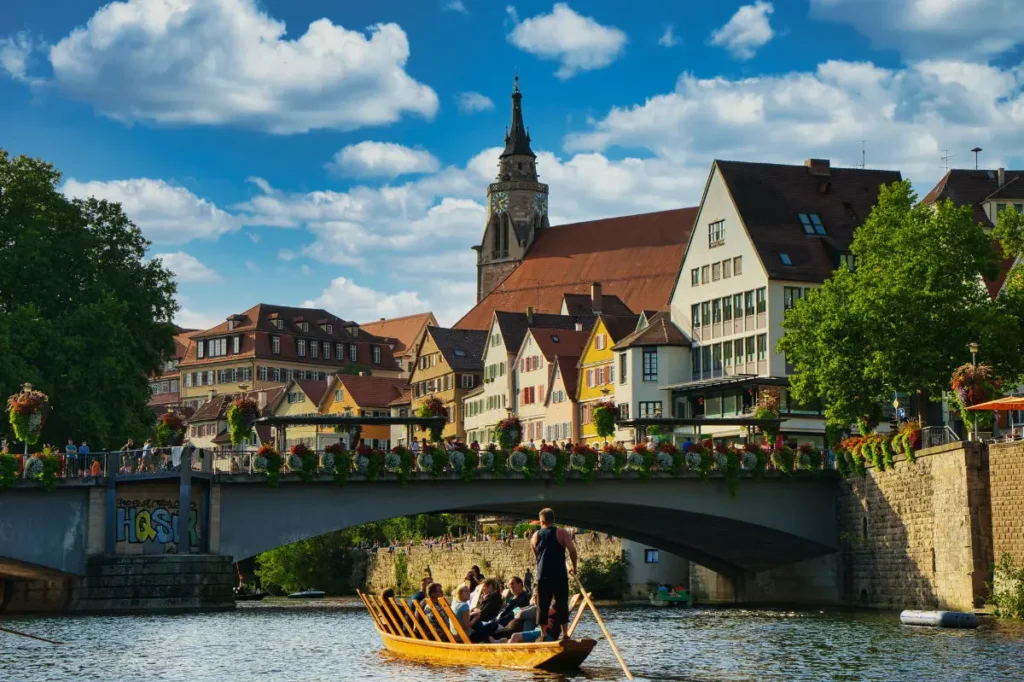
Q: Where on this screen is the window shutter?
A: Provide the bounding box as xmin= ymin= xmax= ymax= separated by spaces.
xmin=609 ymin=364 xmax=615 ymax=384
xmin=587 ymin=369 xmax=594 ymax=388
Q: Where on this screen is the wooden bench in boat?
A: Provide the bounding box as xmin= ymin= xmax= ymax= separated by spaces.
xmin=357 ymin=590 xmax=596 ymax=672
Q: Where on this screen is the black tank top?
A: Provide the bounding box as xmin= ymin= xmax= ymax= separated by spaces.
xmin=535 ymin=526 xmax=566 ymax=580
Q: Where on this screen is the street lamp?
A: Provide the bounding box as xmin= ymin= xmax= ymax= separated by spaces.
xmin=968 ymin=342 xmax=980 ymax=441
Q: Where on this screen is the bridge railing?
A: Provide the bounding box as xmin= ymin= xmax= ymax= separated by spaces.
xmin=12 ymin=447 xmax=215 ymax=481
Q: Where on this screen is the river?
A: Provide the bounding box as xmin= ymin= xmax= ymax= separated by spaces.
xmin=4 ymin=600 xmax=1024 ymax=681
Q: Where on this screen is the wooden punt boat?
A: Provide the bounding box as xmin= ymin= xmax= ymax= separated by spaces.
xmin=357 ymin=590 xmax=597 ymax=672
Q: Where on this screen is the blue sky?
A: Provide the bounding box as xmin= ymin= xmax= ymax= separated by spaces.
xmin=4 ymin=0 xmax=1024 ymax=328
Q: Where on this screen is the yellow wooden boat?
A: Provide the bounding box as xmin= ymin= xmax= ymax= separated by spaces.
xmin=357 ymin=590 xmax=597 ymax=672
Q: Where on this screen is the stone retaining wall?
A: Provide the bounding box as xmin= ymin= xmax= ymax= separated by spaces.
xmin=363 ymin=535 xmax=624 ymax=594
xmin=69 ymin=554 xmax=235 ymax=614
xmin=989 ymin=441 xmax=1024 ymax=567
xmin=836 ymin=442 xmax=991 ymax=611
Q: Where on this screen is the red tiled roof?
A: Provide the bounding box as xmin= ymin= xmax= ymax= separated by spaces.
xmin=529 ymin=328 xmax=591 ymax=362
xmin=360 ymin=312 xmax=437 ymax=357
xmin=179 ymin=303 xmax=396 ymax=370
xmin=187 ymin=385 xmax=288 ymax=422
xmin=561 ymin=293 xmax=633 ymax=318
xmin=921 ymin=168 xmax=1023 ymax=297
xmin=554 ymin=355 xmax=580 ymax=402
xmin=337 ymin=374 xmax=409 ymax=409
xmin=716 ymin=160 xmax=902 ymax=283
xmin=294 ymin=379 xmax=331 ymax=407
xmin=612 ymin=312 xmax=690 ymax=349
xmin=454 ymin=208 xmax=698 ymax=330
xmin=388 ymin=388 xmax=413 ymax=407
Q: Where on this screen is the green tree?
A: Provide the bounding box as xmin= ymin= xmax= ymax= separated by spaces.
xmin=0 ymin=149 xmax=178 ymax=449
xmin=780 ymin=180 xmax=1024 ymax=426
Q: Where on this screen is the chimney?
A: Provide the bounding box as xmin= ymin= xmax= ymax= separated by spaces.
xmin=207 ymin=388 xmax=217 ymax=402
xmin=257 ymin=390 xmax=267 ymax=409
xmin=998 ymin=167 xmax=1006 ymax=187
xmin=526 ymin=306 xmax=534 ymax=324
xmin=379 ymin=317 xmax=385 ymax=321
xmin=574 ymin=322 xmax=583 ymax=332
xmin=804 ymin=158 xmax=831 ymax=176
xmin=591 ymin=282 xmax=603 ymax=314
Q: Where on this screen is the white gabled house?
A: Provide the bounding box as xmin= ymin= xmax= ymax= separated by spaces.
xmin=666 ymin=158 xmax=902 ymax=445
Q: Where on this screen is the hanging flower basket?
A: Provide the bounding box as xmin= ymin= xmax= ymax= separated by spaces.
xmin=478 ymin=450 xmax=494 ymax=470
xmin=951 ymin=363 xmax=1001 ymax=434
xmin=7 ymin=384 xmax=49 ymax=445
xmin=495 ymin=415 xmax=523 ymax=451
xmin=256 ymin=444 xmax=281 ymax=486
xmin=592 ymin=401 xmax=618 ymax=440
xmin=685 ymin=450 xmax=702 ymax=470
xmin=417 ymin=397 xmax=447 ymax=442
xmin=320 ymin=451 xmax=335 ymax=471
xmin=156 ymin=412 xmax=185 ymax=447
xmin=539 ymin=451 xmax=557 ymax=471
xmin=227 ymin=397 xmax=261 ymax=445
xmin=754 ymin=389 xmax=781 ymax=443
xmin=742 ymin=451 xmax=758 ymax=470
xmin=570 ymin=444 xmax=598 ymax=482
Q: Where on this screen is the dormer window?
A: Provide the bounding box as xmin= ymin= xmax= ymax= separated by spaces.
xmin=348 ymin=325 xmax=359 ymax=337
xmin=839 ymin=253 xmax=856 ymax=272
xmin=272 ymin=319 xmax=283 ymax=330
xmin=299 ymin=322 xmax=309 ymax=332
xmin=227 ymin=320 xmax=235 ymax=331
xmin=323 ymin=324 xmax=333 ymax=334
xmin=799 ymin=213 xmax=826 ymax=235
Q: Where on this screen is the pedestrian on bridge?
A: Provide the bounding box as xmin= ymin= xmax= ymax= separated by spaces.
xmin=530 ymin=507 xmax=578 ymax=641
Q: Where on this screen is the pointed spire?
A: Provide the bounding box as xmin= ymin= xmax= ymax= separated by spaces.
xmin=501 ymin=73 xmax=535 ymax=158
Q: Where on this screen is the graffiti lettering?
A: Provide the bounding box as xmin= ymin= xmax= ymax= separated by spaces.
xmin=116 ymin=501 xmax=200 ymax=550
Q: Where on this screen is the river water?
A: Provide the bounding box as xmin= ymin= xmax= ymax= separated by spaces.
xmin=4 ymin=600 xmax=1023 ymax=681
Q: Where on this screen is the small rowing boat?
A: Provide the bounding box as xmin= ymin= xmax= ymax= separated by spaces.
xmin=357 ymin=590 xmax=609 ymax=673
xmin=287 ymin=589 xmax=325 ymax=599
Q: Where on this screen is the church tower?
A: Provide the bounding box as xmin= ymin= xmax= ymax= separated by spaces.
xmin=475 ymin=76 xmax=550 ymax=302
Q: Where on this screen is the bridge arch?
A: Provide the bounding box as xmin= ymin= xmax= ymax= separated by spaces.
xmin=218 ymin=476 xmax=838 ymax=576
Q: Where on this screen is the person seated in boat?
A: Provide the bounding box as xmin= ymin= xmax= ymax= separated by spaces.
xmin=410 ymin=576 xmax=432 ymax=605
xmin=420 ymin=582 xmax=449 ymax=637
xmin=490 ymin=590 xmax=540 ymax=640
xmin=450 ymin=585 xmax=475 ymax=639
xmin=471 ymin=577 xmax=527 ymax=642
xmin=497 ymin=601 xmax=559 ymax=644
xmin=467 ymin=579 xmax=503 ymax=642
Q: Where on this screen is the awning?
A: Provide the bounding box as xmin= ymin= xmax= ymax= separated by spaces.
xmin=965 ymin=396 xmax=1024 ymax=411
xmin=660 ymin=375 xmax=788 ymax=392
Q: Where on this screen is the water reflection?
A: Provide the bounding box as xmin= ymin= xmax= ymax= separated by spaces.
xmin=3 ymin=602 xmax=1023 ymax=681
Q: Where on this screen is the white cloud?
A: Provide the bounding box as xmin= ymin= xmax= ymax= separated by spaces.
xmin=0 ymin=32 xmax=37 ymax=81
xmin=303 ymin=276 xmax=432 ymax=322
xmin=245 ymin=260 xmax=259 ymax=273
xmin=506 ymin=3 xmax=627 ymax=79
xmin=564 ymin=58 xmax=1024 ymax=192
xmin=62 ymin=178 xmax=240 ymax=244
xmin=43 ymin=0 xmax=438 ymax=134
xmin=152 ymin=251 xmax=221 ymax=283
xmin=457 ymin=91 xmax=495 ymax=113
xmin=709 ymin=1 xmax=775 ymax=60
xmin=811 ymin=0 xmax=1024 ymax=60
xmin=175 ymin=307 xmax=220 ymax=331
xmin=658 ymin=25 xmax=679 ymax=48
xmin=326 ymin=141 xmax=441 ymax=178
xmin=444 ymin=0 xmax=468 ymax=14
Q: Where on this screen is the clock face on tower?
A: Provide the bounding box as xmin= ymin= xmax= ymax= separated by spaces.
xmin=533 ymin=192 xmax=548 ymax=215
xmin=490 ymin=191 xmax=509 ymax=214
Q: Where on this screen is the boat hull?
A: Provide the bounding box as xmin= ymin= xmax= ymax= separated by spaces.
xmin=378 ymin=630 xmax=596 ymax=672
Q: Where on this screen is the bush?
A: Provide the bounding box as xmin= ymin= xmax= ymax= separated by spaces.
xmin=990 ymin=552 xmax=1024 ymax=619
xmin=577 ymin=555 xmax=628 ymax=600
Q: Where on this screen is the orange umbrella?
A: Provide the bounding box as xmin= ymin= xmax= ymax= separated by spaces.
xmin=965 ymin=396 xmax=1024 ymax=411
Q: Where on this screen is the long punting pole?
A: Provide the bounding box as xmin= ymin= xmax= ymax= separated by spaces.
xmin=0 ymin=625 xmax=64 ymax=645
xmin=573 ymin=576 xmax=633 ymax=680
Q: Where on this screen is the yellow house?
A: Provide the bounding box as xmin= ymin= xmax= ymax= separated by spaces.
xmin=272 ymin=379 xmax=331 ymax=451
xmin=321 ymin=373 xmax=408 ymax=450
xmin=409 ymin=327 xmax=487 ymax=442
xmin=577 ymin=315 xmax=639 ymax=445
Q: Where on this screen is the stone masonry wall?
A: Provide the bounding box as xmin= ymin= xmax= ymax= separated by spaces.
xmin=989 ymin=441 xmax=1024 ymax=568
xmin=364 ymin=535 xmax=623 ymax=595
xmin=837 ymin=442 xmax=991 ymax=611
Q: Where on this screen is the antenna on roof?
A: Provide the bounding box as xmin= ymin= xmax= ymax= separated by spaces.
xmin=941 ymin=149 xmax=955 ymax=172
xmin=971 ymin=147 xmax=983 ymax=170
xmin=860 ymin=141 xmax=866 ymax=169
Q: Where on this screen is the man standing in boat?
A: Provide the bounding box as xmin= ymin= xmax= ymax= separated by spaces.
xmin=530 ymin=507 xmax=578 ymax=640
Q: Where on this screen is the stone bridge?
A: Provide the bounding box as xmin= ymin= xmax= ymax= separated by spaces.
xmin=0 ymin=468 xmax=838 ymax=582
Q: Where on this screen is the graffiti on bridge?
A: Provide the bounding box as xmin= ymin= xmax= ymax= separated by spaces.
xmin=116 ymin=497 xmax=200 ymax=552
